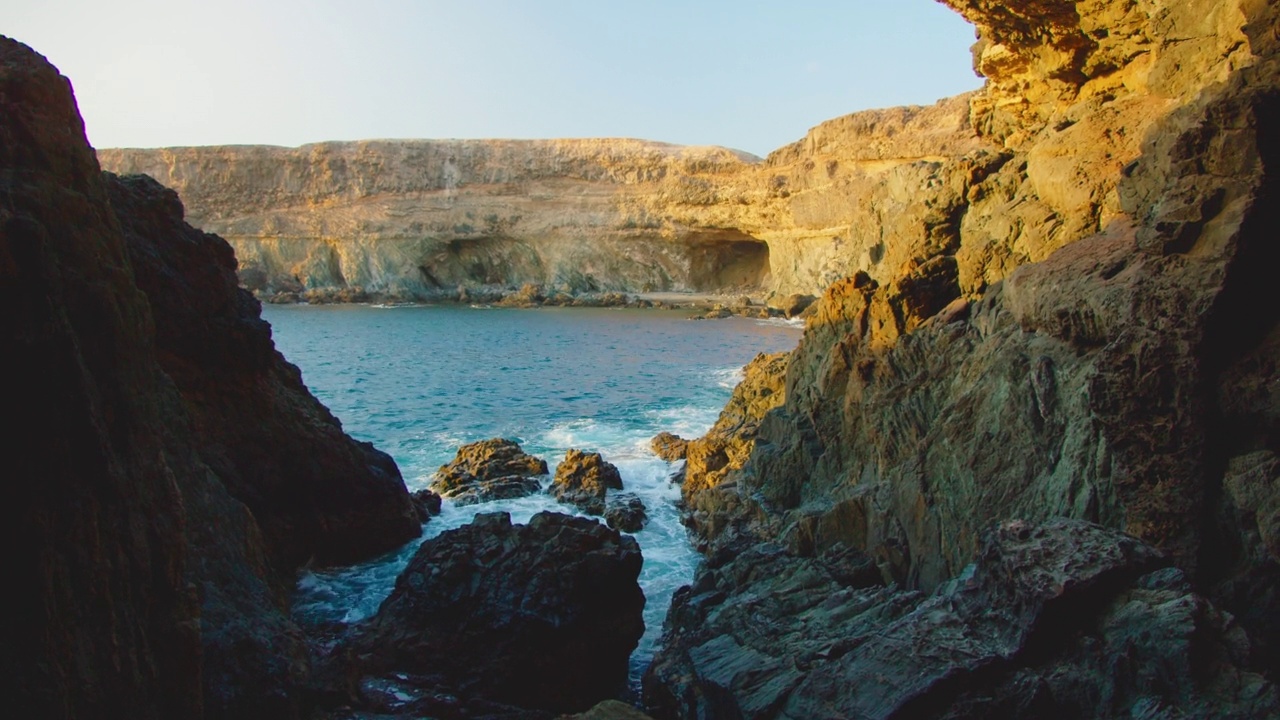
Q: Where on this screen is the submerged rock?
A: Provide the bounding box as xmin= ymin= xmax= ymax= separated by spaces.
xmin=644 ymin=520 xmax=1277 ymax=719
xmin=350 ymin=511 xmax=645 ymax=714
xmin=431 ymin=438 xmax=548 ymax=505
xmin=550 ymin=448 xmax=625 ymax=515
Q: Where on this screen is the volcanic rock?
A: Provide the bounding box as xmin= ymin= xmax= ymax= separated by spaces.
xmin=431 ymin=438 xmax=548 ymax=505
xmin=549 ymin=448 xmax=625 ymax=515
xmin=644 ymin=519 xmax=1277 ymax=720
xmin=0 ymin=35 xmax=418 ymax=719
xmin=682 ymin=352 xmax=788 ymax=544
xmin=408 ymin=489 xmax=442 ymax=522
xmin=605 ymin=494 xmax=649 ymax=533
xmin=107 ymin=172 xmax=421 ymax=570
xmin=350 ymin=511 xmax=645 ymax=714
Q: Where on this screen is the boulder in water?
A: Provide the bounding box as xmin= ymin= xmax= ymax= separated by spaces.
xmin=605 ymin=494 xmax=649 ymax=533
xmin=430 ymin=438 xmax=548 ymax=505
xmin=549 ymin=448 xmax=624 ymax=515
xmin=350 ymin=511 xmax=645 ymax=713
xmin=408 ymin=489 xmax=442 ymax=521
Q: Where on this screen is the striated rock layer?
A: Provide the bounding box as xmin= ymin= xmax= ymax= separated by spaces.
xmin=0 ymin=36 xmax=419 ymax=719
xmin=651 ymin=0 xmax=1280 ymax=717
xmin=97 ymin=95 xmax=990 ymax=301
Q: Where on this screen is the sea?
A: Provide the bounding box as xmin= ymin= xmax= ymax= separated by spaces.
xmin=263 ymin=303 xmax=802 ymax=686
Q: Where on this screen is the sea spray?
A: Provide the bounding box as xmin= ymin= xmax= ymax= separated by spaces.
xmin=267 ymin=304 xmax=800 ymax=685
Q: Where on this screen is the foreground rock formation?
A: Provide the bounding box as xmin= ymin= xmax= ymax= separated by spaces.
xmin=654 ymin=0 xmax=1280 ymax=716
xmin=0 ymin=36 xmax=419 ymax=719
xmin=346 ymin=512 xmax=645 ymax=715
xmin=645 ymin=520 xmax=1275 ymax=719
xmin=108 ymin=172 xmax=421 ymax=569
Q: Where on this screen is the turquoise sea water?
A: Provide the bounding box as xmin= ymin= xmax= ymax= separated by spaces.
xmin=263 ymin=303 xmax=802 ymax=684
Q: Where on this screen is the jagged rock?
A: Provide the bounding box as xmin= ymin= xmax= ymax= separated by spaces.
xmin=550 ymin=449 xmax=624 ymax=515
xmin=682 ymin=352 xmax=788 ymax=544
xmin=605 ymin=494 xmax=649 ymax=533
xmin=108 ymin=172 xmax=421 ymax=571
xmin=0 ymin=36 xmax=417 ymax=719
xmin=349 ymin=511 xmax=645 ymax=714
xmin=409 ymin=489 xmax=442 ymax=522
xmin=431 ymin=438 xmax=548 ymax=505
xmin=645 ymin=520 xmax=1278 ymax=720
xmin=650 ymin=432 xmax=689 ymax=461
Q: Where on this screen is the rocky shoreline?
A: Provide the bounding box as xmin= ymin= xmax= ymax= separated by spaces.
xmin=6 ymin=0 xmax=1280 ymax=717
xmin=257 ymin=282 xmax=816 ymax=322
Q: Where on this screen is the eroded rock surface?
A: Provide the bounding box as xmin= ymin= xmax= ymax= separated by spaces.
xmin=96 ymin=93 xmax=991 ymax=301
xmin=430 ymin=438 xmax=548 ymax=505
xmin=0 ymin=35 xmax=420 ymax=720
xmin=348 ymin=512 xmax=645 ymax=714
xmin=644 ymin=520 xmax=1276 ymax=720
xmin=108 ymin=172 xmax=421 ymax=570
xmin=550 ymin=448 xmax=625 ymax=515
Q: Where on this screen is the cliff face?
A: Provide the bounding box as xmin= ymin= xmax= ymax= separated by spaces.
xmin=0 ymin=36 xmax=419 ymax=719
xmin=97 ymin=95 xmax=991 ymax=301
xmin=649 ymin=0 xmax=1280 ymax=715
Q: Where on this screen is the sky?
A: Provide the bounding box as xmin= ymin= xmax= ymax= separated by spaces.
xmin=5 ymin=0 xmax=982 ymax=157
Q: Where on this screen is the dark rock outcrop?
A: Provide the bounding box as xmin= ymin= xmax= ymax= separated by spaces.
xmin=1 ymin=35 xmax=204 ymax=720
xmin=644 ymin=520 xmax=1276 ymax=720
xmin=550 ymin=448 xmax=625 ymax=515
xmin=605 ymin=494 xmax=650 ymax=533
xmin=431 ymin=438 xmax=549 ymax=505
xmin=0 ymin=36 xmax=421 ymax=719
xmin=349 ymin=511 xmax=646 ymax=714
xmin=409 ymin=488 xmax=443 ymax=522
xmin=106 ymin=172 xmax=421 ymax=570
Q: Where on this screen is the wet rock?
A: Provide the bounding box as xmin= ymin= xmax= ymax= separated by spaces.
xmin=605 ymin=494 xmax=649 ymax=533
xmin=650 ymin=432 xmax=689 ymax=461
xmin=350 ymin=511 xmax=645 ymax=714
xmin=408 ymin=489 xmax=442 ymax=522
xmin=645 ymin=520 xmax=1278 ymax=719
xmin=550 ymin=449 xmax=624 ymax=515
xmin=431 ymin=438 xmax=548 ymax=505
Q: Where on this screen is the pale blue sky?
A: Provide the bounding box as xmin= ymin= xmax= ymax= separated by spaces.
xmin=6 ymin=0 xmax=982 ymax=156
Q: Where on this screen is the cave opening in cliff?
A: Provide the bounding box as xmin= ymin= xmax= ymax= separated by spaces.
xmin=683 ymin=231 xmax=770 ymax=293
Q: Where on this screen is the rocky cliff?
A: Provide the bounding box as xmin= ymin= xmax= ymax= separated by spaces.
xmin=0 ymin=36 xmax=419 ymax=719
xmin=649 ymin=0 xmax=1280 ymax=716
xmin=97 ymin=94 xmax=990 ymax=301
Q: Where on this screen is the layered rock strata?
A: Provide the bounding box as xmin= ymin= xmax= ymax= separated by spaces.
xmin=0 ymin=36 xmax=419 ymax=719
xmin=655 ymin=0 xmax=1280 ymax=715
xmin=97 ymin=93 xmax=991 ymax=301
